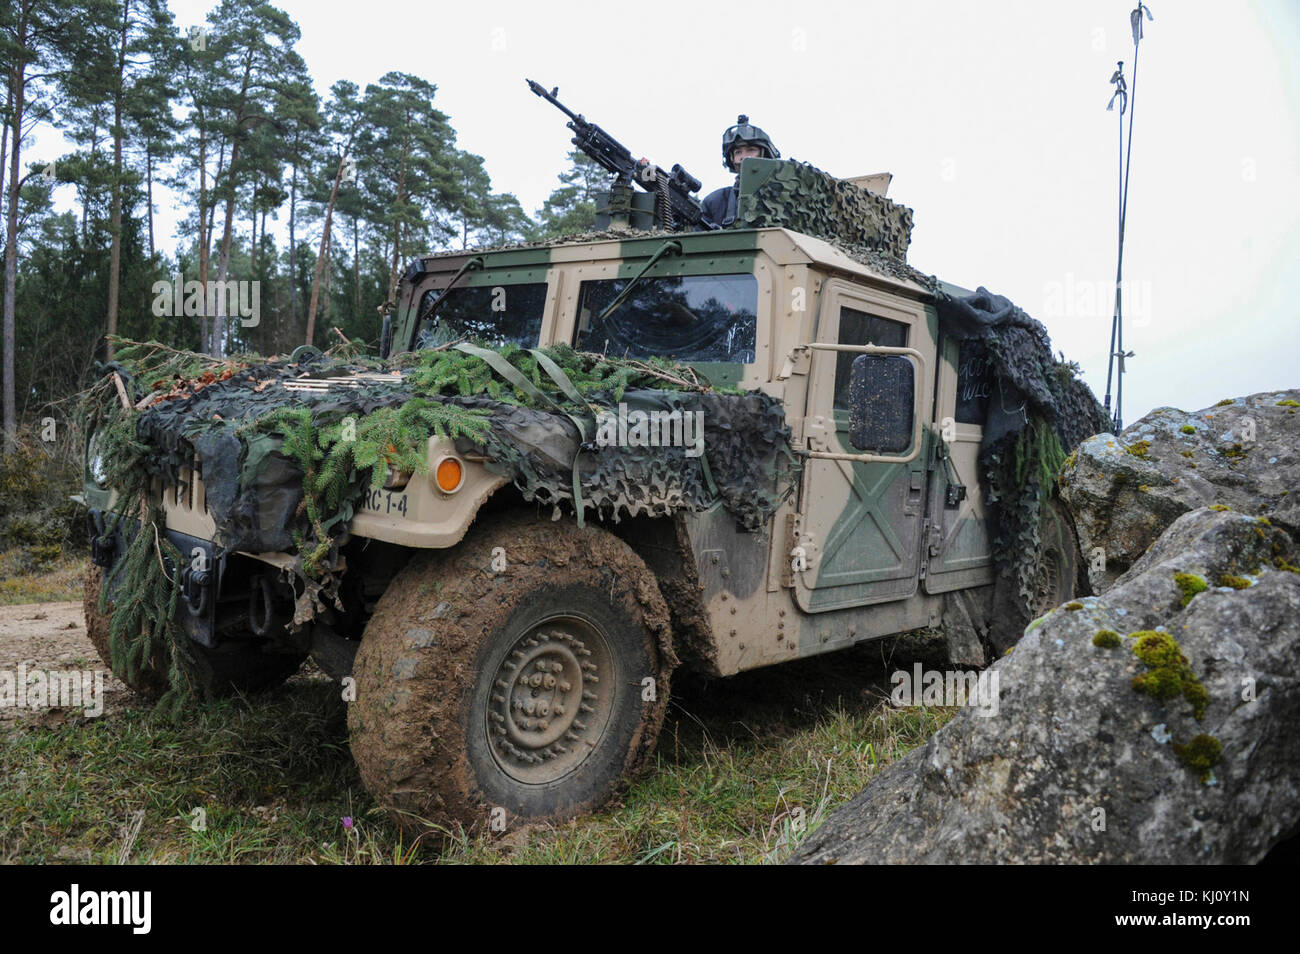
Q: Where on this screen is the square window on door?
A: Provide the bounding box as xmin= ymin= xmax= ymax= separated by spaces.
xmin=833 ymin=307 xmax=908 ymax=411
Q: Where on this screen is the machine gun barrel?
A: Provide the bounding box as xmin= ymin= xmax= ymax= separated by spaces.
xmin=526 ymin=78 xmax=709 ymax=230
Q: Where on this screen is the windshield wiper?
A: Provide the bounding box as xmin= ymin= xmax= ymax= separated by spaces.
xmin=417 ymin=256 xmax=484 ymax=325
xmin=596 ymin=241 xmax=681 ymax=322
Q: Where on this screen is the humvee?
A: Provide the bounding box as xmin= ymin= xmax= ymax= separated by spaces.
xmin=80 ymin=160 xmax=1082 ymax=832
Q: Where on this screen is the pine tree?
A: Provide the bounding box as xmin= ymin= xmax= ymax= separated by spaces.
xmin=1 ymin=0 xmax=117 ymax=451
xmin=535 ymin=150 xmax=607 ymax=238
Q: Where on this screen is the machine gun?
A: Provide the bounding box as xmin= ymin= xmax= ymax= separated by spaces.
xmin=526 ymin=79 xmax=713 ymax=231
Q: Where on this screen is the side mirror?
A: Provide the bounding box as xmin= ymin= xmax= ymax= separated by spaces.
xmin=848 ymin=354 xmax=914 ymax=453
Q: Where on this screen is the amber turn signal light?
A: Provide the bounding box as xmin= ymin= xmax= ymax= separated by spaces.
xmin=434 ymin=456 xmax=464 ymax=493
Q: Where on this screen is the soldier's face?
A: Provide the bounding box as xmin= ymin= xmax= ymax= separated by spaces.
xmin=730 ymin=144 xmax=763 ymax=171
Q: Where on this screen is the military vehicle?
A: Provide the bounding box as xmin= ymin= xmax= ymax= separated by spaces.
xmin=80 ymin=95 xmax=1101 ymax=834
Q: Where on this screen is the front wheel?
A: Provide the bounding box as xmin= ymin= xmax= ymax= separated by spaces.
xmin=347 ymin=513 xmax=674 ymax=834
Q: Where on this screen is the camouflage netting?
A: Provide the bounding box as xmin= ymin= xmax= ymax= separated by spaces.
xmin=933 ymin=287 xmax=1110 ymax=633
xmin=92 ymin=339 xmax=800 ymax=575
xmin=734 ymin=160 xmax=914 ymax=260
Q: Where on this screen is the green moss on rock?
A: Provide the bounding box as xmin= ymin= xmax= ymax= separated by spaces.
xmin=1276 ymin=399 xmax=1300 ymax=408
xmin=1216 ymin=398 xmax=1234 ymax=407
xmin=1093 ymin=630 xmax=1121 ymax=648
xmin=1174 ymin=572 xmax=1208 ymax=607
xmin=1173 ymin=733 xmax=1221 ymax=781
xmin=1126 ymin=440 xmax=1152 ymax=458
xmin=1130 ymin=630 xmax=1209 ymax=721
xmin=1208 ymin=504 xmax=1230 ymax=511
xmin=1219 ymin=574 xmax=1251 ymax=589
xmin=1180 ymin=424 xmax=1196 ymax=434
xmin=1064 ymin=601 xmax=1084 ymax=611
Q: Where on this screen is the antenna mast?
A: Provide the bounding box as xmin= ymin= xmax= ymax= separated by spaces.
xmin=1102 ymin=3 xmax=1154 ymax=434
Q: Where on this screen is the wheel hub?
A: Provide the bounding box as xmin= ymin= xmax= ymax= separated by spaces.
xmin=488 ymin=626 xmax=609 ymax=782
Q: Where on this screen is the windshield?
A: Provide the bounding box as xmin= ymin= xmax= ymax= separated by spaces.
xmin=574 ymin=273 xmax=758 ymax=363
xmin=415 ymin=283 xmax=548 ymax=349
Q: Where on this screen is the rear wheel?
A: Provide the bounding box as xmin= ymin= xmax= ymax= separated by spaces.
xmin=348 ymin=513 xmax=674 ymax=834
xmin=988 ymin=497 xmax=1082 ymax=655
xmin=1028 ymin=497 xmax=1082 ymax=619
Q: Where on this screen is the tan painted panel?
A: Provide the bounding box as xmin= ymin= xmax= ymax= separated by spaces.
xmin=348 ymin=437 xmax=508 ymax=548
xmin=925 ymin=335 xmax=994 ymax=592
xmin=781 ymin=231 xmax=931 ymax=298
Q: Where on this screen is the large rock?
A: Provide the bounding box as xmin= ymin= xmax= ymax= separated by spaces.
xmin=1060 ymin=389 xmax=1300 ymax=592
xmin=791 ymin=507 xmax=1300 ymax=864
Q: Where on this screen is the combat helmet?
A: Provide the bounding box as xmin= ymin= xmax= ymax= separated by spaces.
xmin=722 ymin=115 xmax=780 ymax=170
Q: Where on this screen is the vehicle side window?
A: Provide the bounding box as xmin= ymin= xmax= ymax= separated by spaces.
xmin=955 ymin=338 xmax=991 ymax=425
xmin=833 ymin=307 xmax=908 ymax=411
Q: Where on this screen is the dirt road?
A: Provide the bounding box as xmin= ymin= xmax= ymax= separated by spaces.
xmin=0 ymin=599 xmax=135 ymax=723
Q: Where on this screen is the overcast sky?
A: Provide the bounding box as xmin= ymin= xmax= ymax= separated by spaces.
xmin=54 ymin=0 xmax=1300 ymax=425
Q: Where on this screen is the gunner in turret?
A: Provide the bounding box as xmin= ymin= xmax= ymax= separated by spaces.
xmin=700 ymin=115 xmax=781 ymax=229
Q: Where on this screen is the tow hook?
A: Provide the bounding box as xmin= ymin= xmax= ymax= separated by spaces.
xmin=181 ymin=565 xmax=212 ymax=617
xmin=248 ymin=574 xmax=276 ymax=636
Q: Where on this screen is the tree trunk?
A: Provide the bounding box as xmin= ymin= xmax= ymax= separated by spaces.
xmin=146 ymin=148 xmax=155 ymax=258
xmin=3 ymin=17 xmax=28 ymax=453
xmin=201 ymin=134 xmax=228 ymax=355
xmin=323 ymin=228 xmax=332 ymax=326
xmin=212 ymin=49 xmax=254 ymax=357
xmin=353 ymin=214 xmax=361 ymax=321
xmin=0 ymin=83 xmax=11 ymax=227
xmin=306 ymin=154 xmax=347 ymax=347
xmin=288 ymin=155 xmax=299 ymax=338
xmin=104 ymin=0 xmax=130 ymax=361
xmin=386 ymin=154 xmax=408 ymax=304
xmin=249 ymin=176 xmax=258 ymax=275
xmin=197 ymin=119 xmax=210 ymax=354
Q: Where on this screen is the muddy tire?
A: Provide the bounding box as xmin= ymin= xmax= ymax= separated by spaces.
xmin=348 ymin=512 xmax=674 ymax=835
xmin=84 ymin=560 xmax=305 ymax=699
xmin=987 ymin=497 xmax=1082 ymax=655
xmin=83 ymin=561 xmax=167 ymax=696
xmin=1028 ymin=497 xmax=1082 ymax=619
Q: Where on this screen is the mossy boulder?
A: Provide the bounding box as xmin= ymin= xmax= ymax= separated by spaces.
xmin=793 ymin=508 xmax=1300 ymax=864
xmin=1059 ymin=389 xmax=1300 ymax=593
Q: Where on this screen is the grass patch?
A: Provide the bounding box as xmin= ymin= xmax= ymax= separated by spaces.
xmin=0 ymin=647 xmax=955 ymax=864
xmin=0 ymin=550 xmax=85 ymax=605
